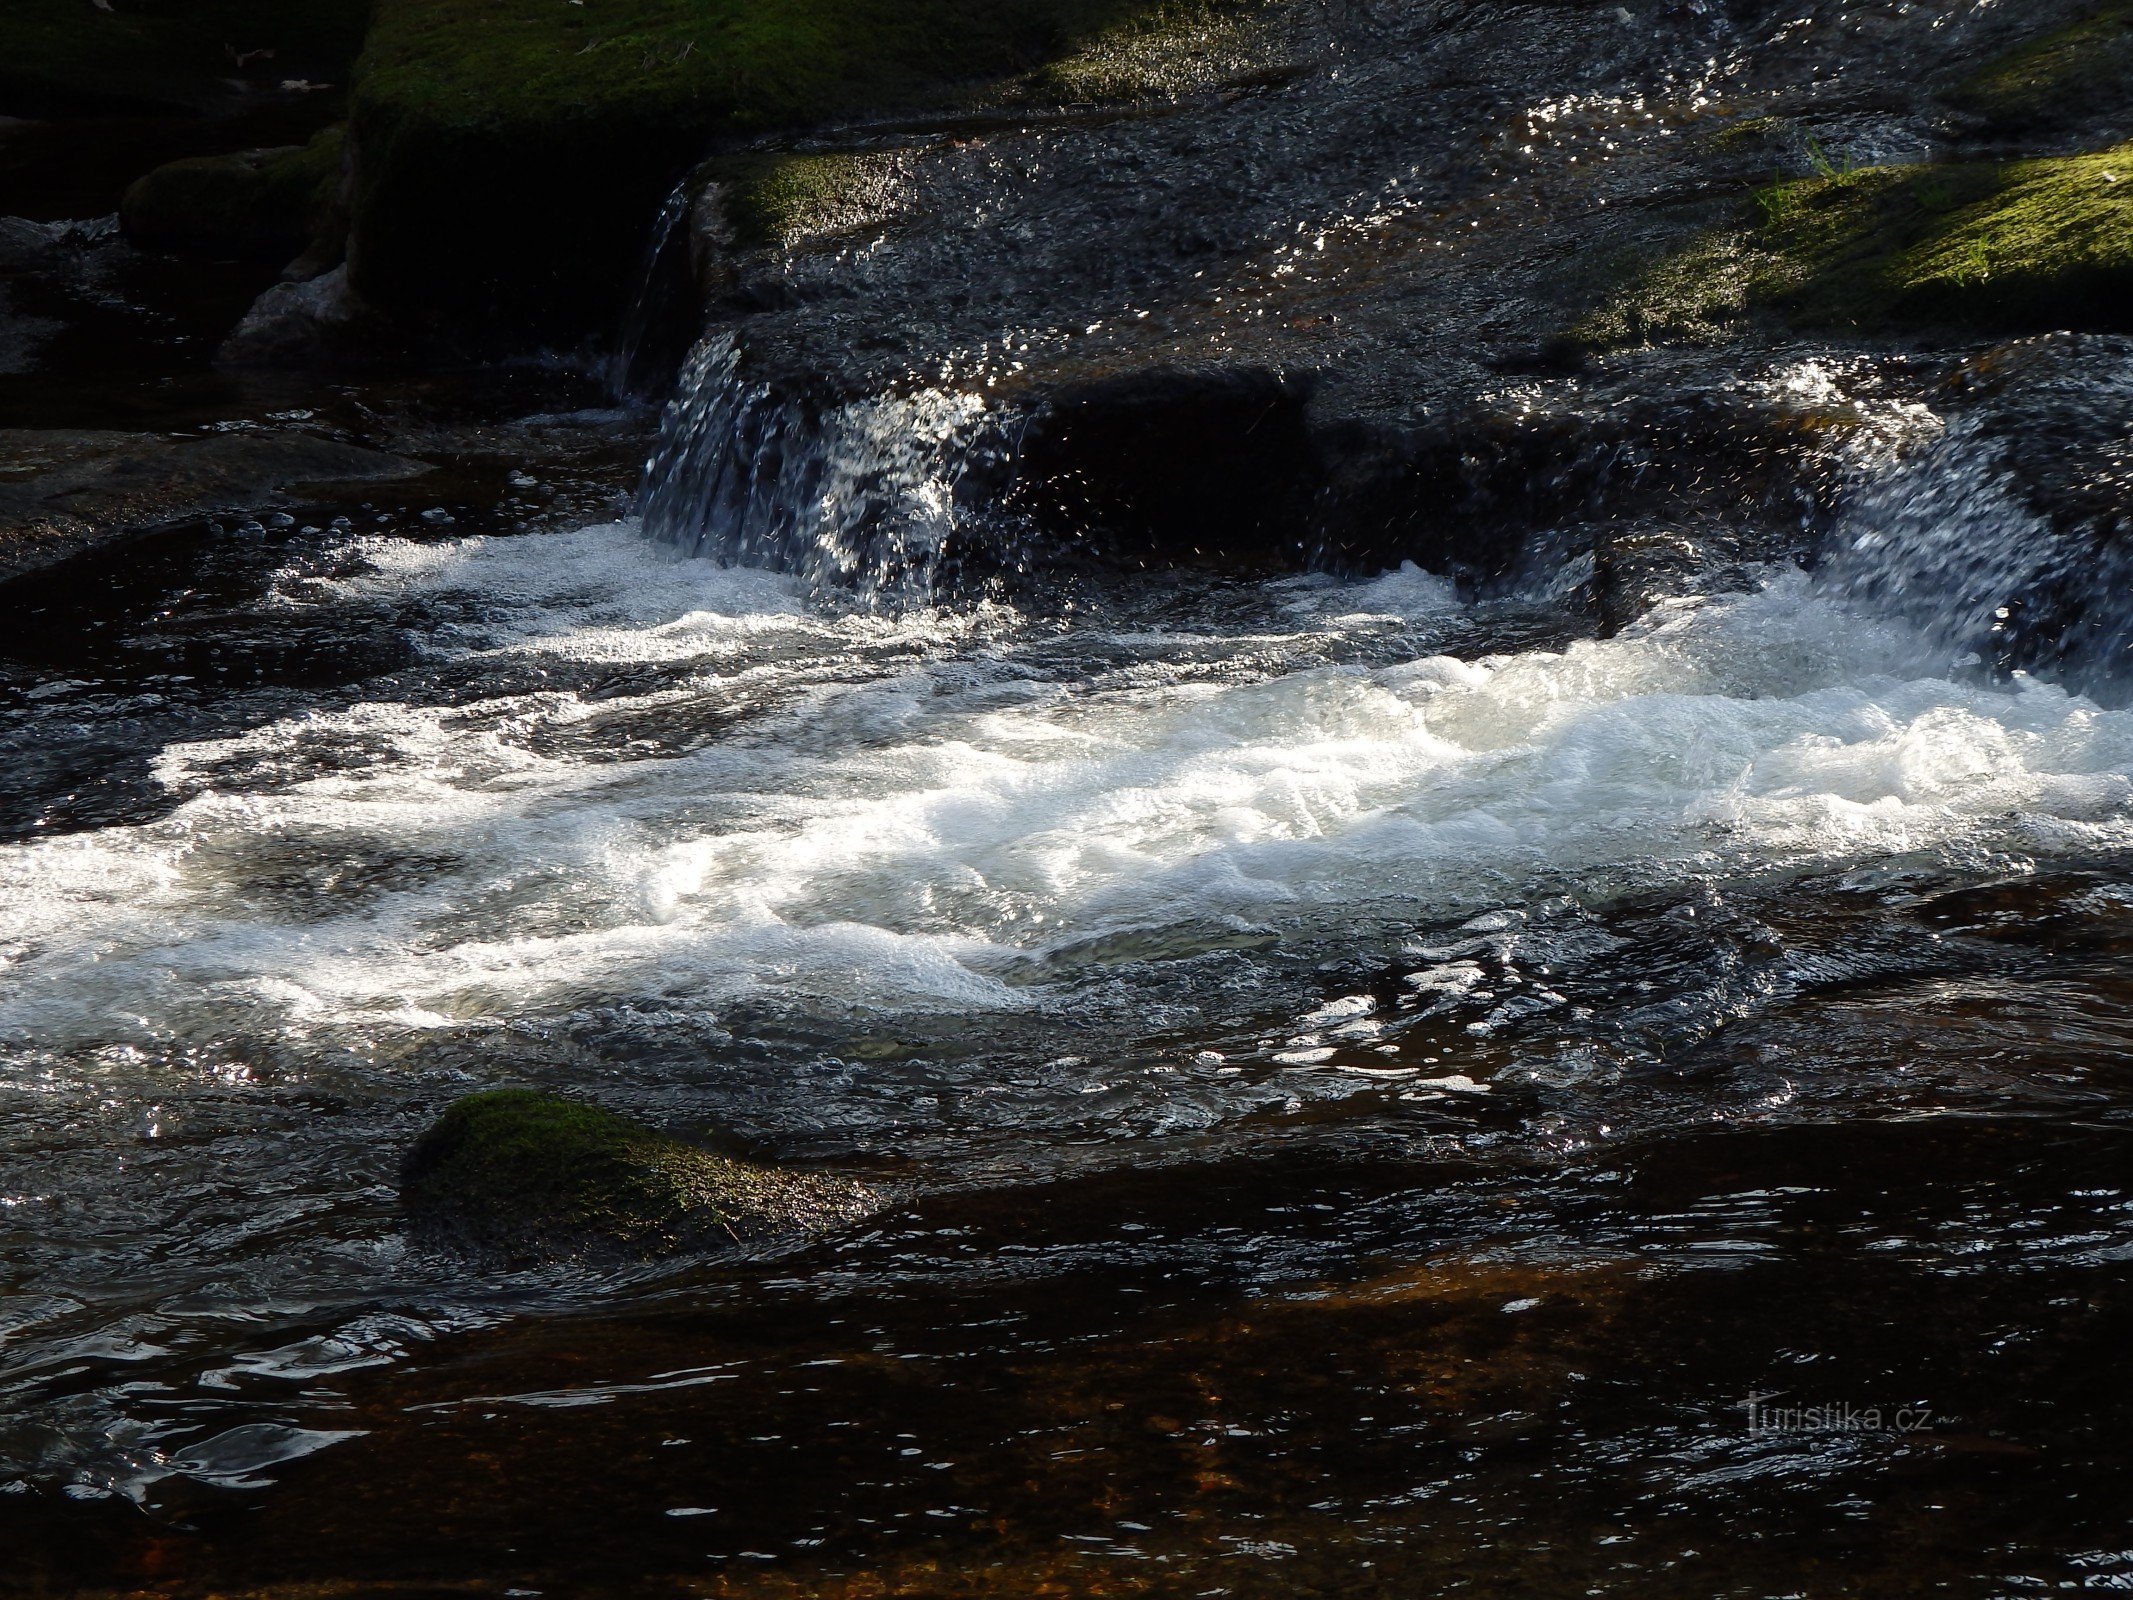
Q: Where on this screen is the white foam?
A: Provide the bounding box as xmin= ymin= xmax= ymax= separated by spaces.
xmin=6 ymin=532 xmax=2133 ymax=1055
xmin=1274 ymin=560 xmax=1462 ymax=623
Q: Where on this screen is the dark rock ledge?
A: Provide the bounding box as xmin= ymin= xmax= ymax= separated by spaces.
xmin=0 ymin=428 xmax=429 ymax=586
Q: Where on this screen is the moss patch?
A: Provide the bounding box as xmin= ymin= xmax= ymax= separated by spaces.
xmin=0 ymin=0 xmax=371 ymax=117
xmin=1759 ymin=146 xmax=2133 ymax=331
xmin=708 ymin=151 xmax=905 ymax=251
xmin=1944 ymin=5 xmax=2133 ymax=134
xmin=400 ymin=1089 xmax=876 ymax=1267
xmin=1026 ymin=0 xmax=1264 ymax=104
xmin=1579 ymin=143 xmax=2133 ymax=346
xmin=120 ymin=126 xmax=344 ymax=261
xmin=345 ymin=0 xmax=1242 ymax=338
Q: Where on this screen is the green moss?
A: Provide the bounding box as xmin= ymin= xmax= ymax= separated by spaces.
xmin=120 ymin=126 xmax=345 ymax=261
xmin=1567 ymin=230 xmax=1759 ymax=350
xmin=1579 ymin=143 xmax=2133 ymax=347
xmin=1944 ymin=4 xmax=2133 ymax=133
xmin=356 ymin=0 xmax=1234 ymax=132
xmin=708 ymin=151 xmax=903 ymax=250
xmin=401 ymin=1089 xmax=875 ymax=1266
xmin=1027 ymin=0 xmax=1261 ymax=104
xmin=0 ymin=0 xmax=371 ymax=117
xmin=345 ymin=0 xmax=1243 ymax=336
xmin=1703 ymin=114 xmax=1785 ymax=154
xmin=1757 ymin=146 xmax=2133 ymax=331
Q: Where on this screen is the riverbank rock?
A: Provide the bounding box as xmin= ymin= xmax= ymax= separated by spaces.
xmin=400 ymin=1090 xmax=880 ymax=1267
xmin=0 ymin=428 xmax=429 ymax=585
xmin=121 ymin=128 xmax=345 ymax=264
xmin=342 ymin=0 xmax=1248 ymax=342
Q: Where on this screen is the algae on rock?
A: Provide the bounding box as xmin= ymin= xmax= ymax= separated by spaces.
xmin=400 ymin=1089 xmax=878 ymax=1267
xmin=1943 ymin=4 xmax=2133 ymax=135
xmin=1578 ymin=142 xmax=2133 ymax=347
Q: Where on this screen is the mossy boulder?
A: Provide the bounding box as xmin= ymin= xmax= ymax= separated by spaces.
xmin=708 ymin=151 xmax=906 ymax=253
xmin=121 ymin=127 xmax=346 ymax=264
xmin=344 ymin=0 xmax=1238 ymax=342
xmin=0 ymin=0 xmax=370 ymax=118
xmin=1580 ymin=142 xmax=2133 ymax=347
xmin=1754 ymin=145 xmax=2133 ymax=333
xmin=1943 ymin=5 xmax=2133 ymax=135
xmin=400 ymin=1089 xmax=878 ymax=1267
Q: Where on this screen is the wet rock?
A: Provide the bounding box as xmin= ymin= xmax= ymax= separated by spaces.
xmin=343 ymin=0 xmax=1247 ymax=342
xmin=1008 ymin=367 xmax=1320 ymax=567
xmin=217 ymin=265 xmax=404 ymax=368
xmin=1941 ymin=4 xmax=2133 ymax=138
xmin=0 ymin=426 xmax=429 ymax=584
xmin=400 ymin=1089 xmax=878 ymax=1267
xmin=0 ymin=216 xmax=65 ymax=273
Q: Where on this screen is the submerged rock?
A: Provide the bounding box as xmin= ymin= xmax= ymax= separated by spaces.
xmin=0 ymin=427 xmax=429 ymax=585
xmin=400 ymin=1090 xmax=878 ymax=1267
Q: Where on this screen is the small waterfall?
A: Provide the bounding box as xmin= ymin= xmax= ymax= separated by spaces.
xmin=637 ymin=335 xmax=1007 ymax=599
xmin=609 ymin=178 xmax=702 ymax=400
xmin=1821 ymin=402 xmax=2133 ymax=694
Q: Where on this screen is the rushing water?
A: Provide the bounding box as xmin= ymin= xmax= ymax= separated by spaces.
xmin=5 ymin=349 xmax=2133 ymax=1594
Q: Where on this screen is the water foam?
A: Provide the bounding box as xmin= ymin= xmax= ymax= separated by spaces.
xmin=5 ymin=525 xmax=2132 ymax=1062
xmin=1816 ymin=349 xmax=2133 ymax=691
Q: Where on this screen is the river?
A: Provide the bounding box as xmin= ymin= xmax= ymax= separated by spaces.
xmin=3 ymin=342 xmax=2132 ymax=1595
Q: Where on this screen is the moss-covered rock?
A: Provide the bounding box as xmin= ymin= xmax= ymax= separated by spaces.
xmin=0 ymin=0 xmax=371 ymax=118
xmin=1943 ymin=5 xmax=2133 ymax=135
xmin=1580 ymin=142 xmax=2133 ymax=347
xmin=121 ymin=127 xmax=345 ymax=263
xmin=1026 ymin=0 xmax=1263 ymax=104
xmin=344 ymin=0 xmax=1240 ymax=341
xmin=400 ymin=1089 xmax=878 ymax=1267
xmin=707 ymin=150 xmax=905 ymax=253
xmin=1756 ymin=146 xmax=2133 ymax=332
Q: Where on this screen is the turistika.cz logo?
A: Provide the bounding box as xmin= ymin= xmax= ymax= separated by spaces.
xmin=1740 ymin=1392 xmax=1937 ymax=1436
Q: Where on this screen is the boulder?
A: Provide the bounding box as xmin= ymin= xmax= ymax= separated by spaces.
xmin=343 ymin=0 xmax=1244 ymax=344
xmin=400 ymin=1089 xmax=879 ymax=1267
xmin=120 ymin=128 xmax=344 ymax=263
xmin=217 ymin=265 xmax=403 ymax=368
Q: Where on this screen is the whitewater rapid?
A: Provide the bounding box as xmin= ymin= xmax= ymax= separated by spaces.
xmin=5 ymin=520 xmax=2131 ymax=1066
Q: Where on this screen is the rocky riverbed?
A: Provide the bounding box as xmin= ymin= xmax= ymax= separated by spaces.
xmin=5 ymin=1 xmax=2133 ymax=1596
